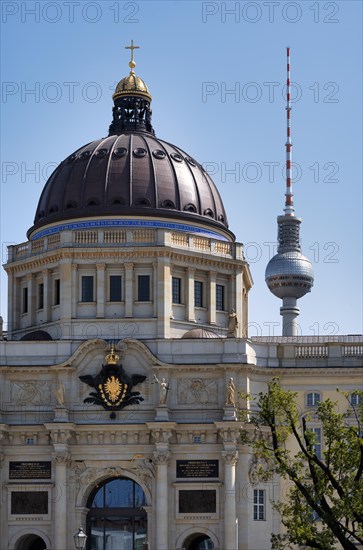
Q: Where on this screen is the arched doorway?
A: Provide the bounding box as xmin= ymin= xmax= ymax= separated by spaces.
xmin=15 ymin=534 xmax=46 ymax=550
xmin=183 ymin=533 xmax=214 ymax=550
xmin=86 ymin=477 xmax=147 ymax=550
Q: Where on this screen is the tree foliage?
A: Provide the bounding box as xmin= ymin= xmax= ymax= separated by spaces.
xmin=240 ymin=379 xmax=363 ymax=549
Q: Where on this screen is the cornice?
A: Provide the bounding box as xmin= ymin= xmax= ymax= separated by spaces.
xmin=5 ymin=245 xmax=249 ymax=275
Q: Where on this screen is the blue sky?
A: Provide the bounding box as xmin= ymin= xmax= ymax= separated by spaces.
xmin=1 ymin=0 xmax=362 ymax=336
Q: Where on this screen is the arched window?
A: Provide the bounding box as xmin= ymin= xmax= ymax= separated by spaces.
xmin=86 ymin=477 xmax=147 ymax=550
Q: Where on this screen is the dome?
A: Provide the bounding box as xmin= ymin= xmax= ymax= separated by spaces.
xmin=181 ymin=328 xmax=220 ymax=339
xmin=265 ymin=251 xmax=314 ymax=299
xmin=29 ymin=133 xmax=230 ymax=238
xmin=113 ymin=74 xmax=151 ymax=101
xmin=28 ymin=42 xmax=232 ymax=240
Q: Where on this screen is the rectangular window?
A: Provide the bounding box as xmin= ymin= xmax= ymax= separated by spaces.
xmin=307 ymin=392 xmax=321 ymax=406
xmin=81 ymin=276 xmax=94 ymax=302
xmin=312 ymin=427 xmax=322 ymax=459
xmin=54 ymin=279 xmax=60 ymax=306
xmin=253 ymin=489 xmax=265 ymax=520
xmin=216 ymin=284 xmax=225 ymax=311
xmin=38 ymin=283 xmax=44 ymax=310
xmin=138 ymin=275 xmax=150 ymax=301
xmin=109 ymin=275 xmax=122 ymax=302
xmin=172 ymin=277 xmax=181 ymax=304
xmin=194 ymin=281 xmax=203 ymax=307
xmin=350 ymin=393 xmax=362 ymax=406
xmin=22 ymin=287 xmax=28 ymax=313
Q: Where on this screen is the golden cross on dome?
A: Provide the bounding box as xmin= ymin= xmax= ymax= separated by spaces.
xmin=125 ymin=39 xmax=139 ymax=73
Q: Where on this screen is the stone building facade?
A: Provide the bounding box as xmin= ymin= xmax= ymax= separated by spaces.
xmin=0 ymin=45 xmax=362 ymax=550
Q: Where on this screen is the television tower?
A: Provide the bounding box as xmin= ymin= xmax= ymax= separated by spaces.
xmin=265 ymin=48 xmax=314 ymax=336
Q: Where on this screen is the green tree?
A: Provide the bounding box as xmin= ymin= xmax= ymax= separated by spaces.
xmin=241 ymin=380 xmax=363 ymax=550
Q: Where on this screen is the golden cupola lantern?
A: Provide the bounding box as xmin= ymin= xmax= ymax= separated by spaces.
xmin=109 ymin=40 xmax=154 ymax=134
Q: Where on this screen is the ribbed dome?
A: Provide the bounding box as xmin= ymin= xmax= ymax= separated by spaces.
xmin=182 ymin=328 xmax=220 ymax=339
xmin=113 ymin=74 xmax=151 ymax=101
xmin=29 ymin=133 xmax=229 ymax=237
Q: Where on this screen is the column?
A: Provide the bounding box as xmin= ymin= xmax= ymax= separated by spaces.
xmin=222 ymin=450 xmax=239 ymax=550
xmin=42 ymin=269 xmax=50 ymax=324
xmin=124 ymin=263 xmax=134 ymax=317
xmin=157 ymin=257 xmax=171 ymax=338
xmin=96 ymin=263 xmax=105 ymax=318
xmin=53 ymin=449 xmax=70 ymax=550
xmin=186 ymin=267 xmax=195 ymax=322
xmin=208 ymin=271 xmax=216 ymax=325
xmin=153 ymin=449 xmax=171 ymax=550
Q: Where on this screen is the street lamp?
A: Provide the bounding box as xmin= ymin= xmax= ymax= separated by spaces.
xmin=74 ymin=526 xmax=87 ymax=550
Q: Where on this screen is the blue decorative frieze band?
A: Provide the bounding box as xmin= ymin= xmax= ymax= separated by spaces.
xmin=31 ymin=219 xmax=228 ymax=241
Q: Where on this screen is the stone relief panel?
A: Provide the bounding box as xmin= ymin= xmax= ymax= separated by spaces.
xmin=10 ymin=381 xmax=51 ymax=405
xmin=177 ymin=378 xmax=218 ymax=404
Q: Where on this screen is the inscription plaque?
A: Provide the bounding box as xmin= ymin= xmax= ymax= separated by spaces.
xmin=9 ymin=461 xmax=51 ymax=480
xmin=179 ymin=490 xmax=216 ymax=513
xmin=11 ymin=491 xmax=48 ymax=515
xmin=176 ymin=460 xmax=219 ymax=478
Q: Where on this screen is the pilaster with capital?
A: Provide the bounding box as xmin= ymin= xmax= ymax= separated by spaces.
xmin=7 ymin=271 xmax=15 ymax=334
xmin=222 ymin=449 xmax=239 ymax=550
xmin=125 ymin=263 xmax=134 ymax=317
xmin=228 ymin=273 xmax=236 ymax=325
xmin=147 ymin=423 xmax=175 ymax=550
xmin=157 ymin=256 xmax=171 ymax=338
xmin=153 ymin=261 xmax=158 ymax=319
xmin=13 ymin=275 xmax=21 ymax=333
xmin=60 ymin=260 xmax=72 ymax=322
xmin=187 ymin=267 xmax=195 ymax=321
xmin=96 ymin=263 xmax=105 ymax=318
xmin=71 ymin=264 xmax=78 ymax=318
xmin=235 ymin=267 xmax=244 ymax=338
xmin=45 ymin=423 xmax=75 ymax=550
xmin=209 ymin=271 xmax=217 ymax=324
xmin=153 ymin=449 xmax=171 ymax=550
xmin=53 ymin=449 xmax=71 ymax=550
xmin=42 ymin=268 xmax=50 ymax=323
xmin=216 ymin=422 xmax=241 ymax=550
xmin=26 ymin=273 xmax=35 ymax=326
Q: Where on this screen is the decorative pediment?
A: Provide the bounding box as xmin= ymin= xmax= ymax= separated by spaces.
xmin=59 ymin=338 xmax=164 ymax=370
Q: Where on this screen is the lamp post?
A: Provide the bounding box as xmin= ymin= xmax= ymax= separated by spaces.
xmin=74 ymin=526 xmax=87 ymax=550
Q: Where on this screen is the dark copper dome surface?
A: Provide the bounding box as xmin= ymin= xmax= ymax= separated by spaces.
xmin=29 ymin=132 xmax=230 ymax=238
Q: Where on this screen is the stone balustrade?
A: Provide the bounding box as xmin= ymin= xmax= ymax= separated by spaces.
xmin=1 ymin=337 xmax=361 ymax=367
xmin=8 ymin=229 xmax=241 ymax=262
